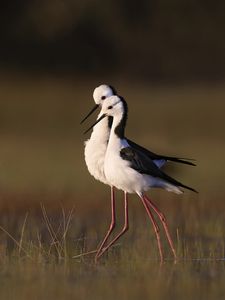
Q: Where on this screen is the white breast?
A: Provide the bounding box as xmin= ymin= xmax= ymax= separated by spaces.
xmin=84 ymin=116 xmax=110 ymax=185
xmin=104 ymin=137 xmax=147 ymax=193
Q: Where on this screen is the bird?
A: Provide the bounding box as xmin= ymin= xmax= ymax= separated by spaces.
xmin=81 ymin=84 xmax=196 ymax=262
xmin=82 ymin=85 xmax=117 ymax=261
xmin=84 ymin=95 xmax=197 ymax=262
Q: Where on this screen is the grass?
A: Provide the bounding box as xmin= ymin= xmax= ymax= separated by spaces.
xmin=0 ymin=201 xmax=224 ymax=300
xmin=0 ymin=73 xmax=224 ymax=299
xmin=0 ymin=191 xmax=224 ymax=300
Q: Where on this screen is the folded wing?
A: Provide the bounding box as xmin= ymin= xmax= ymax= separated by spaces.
xmin=120 ymin=146 xmax=197 ymax=193
xmin=127 ymin=139 xmax=196 ymax=166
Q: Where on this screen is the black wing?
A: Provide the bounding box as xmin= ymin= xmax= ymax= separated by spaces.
xmin=127 ymin=139 xmax=196 ymax=166
xmin=120 ymin=147 xmax=197 ymax=193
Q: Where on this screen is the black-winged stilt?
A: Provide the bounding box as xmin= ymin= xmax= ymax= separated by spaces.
xmin=84 ymin=95 xmax=197 ymax=262
xmin=82 ymin=85 xmax=117 ymax=260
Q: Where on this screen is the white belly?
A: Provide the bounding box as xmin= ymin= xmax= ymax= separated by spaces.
xmin=85 ymin=138 xmax=109 ymax=185
xmin=104 ymin=151 xmax=151 ymax=193
xmin=84 ymin=115 xmax=111 ymax=185
xmin=104 ymin=153 xmax=182 ymax=194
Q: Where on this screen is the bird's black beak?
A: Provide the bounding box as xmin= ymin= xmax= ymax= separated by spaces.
xmin=83 ymin=113 xmax=107 ymax=134
xmin=80 ymin=104 xmax=99 ymax=124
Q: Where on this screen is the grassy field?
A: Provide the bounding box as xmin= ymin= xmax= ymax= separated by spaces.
xmin=0 ymin=74 xmax=224 ymax=299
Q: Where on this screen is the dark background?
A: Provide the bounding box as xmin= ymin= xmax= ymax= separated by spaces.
xmin=1 ymin=0 xmax=225 ymax=81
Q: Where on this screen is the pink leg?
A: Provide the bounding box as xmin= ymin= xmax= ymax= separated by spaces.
xmin=144 ymin=195 xmax=177 ymax=260
xmin=97 ymin=192 xmax=129 ymax=260
xmin=95 ymin=186 xmax=116 ymax=263
xmin=139 ymin=194 xmax=163 ymax=262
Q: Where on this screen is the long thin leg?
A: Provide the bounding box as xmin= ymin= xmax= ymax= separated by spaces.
xmin=97 ymin=192 xmax=129 ymax=260
xmin=95 ymin=186 xmax=116 ymax=262
xmin=139 ymin=194 xmax=163 ymax=262
xmin=144 ymin=195 xmax=177 ymax=260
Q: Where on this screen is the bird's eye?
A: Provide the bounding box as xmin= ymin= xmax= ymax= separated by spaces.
xmin=101 ymin=96 xmax=106 ymax=100
xmin=108 ymin=106 xmax=113 ymax=109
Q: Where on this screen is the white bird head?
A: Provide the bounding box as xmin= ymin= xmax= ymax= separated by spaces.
xmin=84 ymin=95 xmax=127 ymax=134
xmin=93 ymin=84 xmax=117 ymax=105
xmin=80 ymin=84 xmax=117 ymax=124
xmin=100 ymin=95 xmax=125 ymax=117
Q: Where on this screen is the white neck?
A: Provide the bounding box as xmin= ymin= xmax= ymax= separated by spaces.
xmin=89 ymin=112 xmax=110 ymax=143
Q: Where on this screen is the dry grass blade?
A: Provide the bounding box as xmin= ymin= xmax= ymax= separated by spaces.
xmin=72 ymin=243 xmax=120 ymax=259
xmin=61 ymin=206 xmax=74 ymax=243
xmin=59 ymin=205 xmax=74 ymax=259
xmin=19 ymin=212 xmax=29 ymax=256
xmin=40 ymin=203 xmax=63 ymax=258
xmin=0 ymin=225 xmax=32 ymax=259
xmin=72 ymin=249 xmax=98 ymax=259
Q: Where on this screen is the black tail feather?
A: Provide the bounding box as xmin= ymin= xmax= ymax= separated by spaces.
xmin=158 ymin=168 xmax=198 ymax=193
xmin=164 ymin=156 xmax=196 ymax=166
xmin=127 ymin=139 xmax=196 ymax=167
xmin=179 ymin=183 xmax=198 ymax=193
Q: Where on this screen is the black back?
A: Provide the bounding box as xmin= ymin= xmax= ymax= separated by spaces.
xmin=120 ymin=146 xmax=197 ymax=193
xmin=127 ymin=139 xmax=196 ymax=166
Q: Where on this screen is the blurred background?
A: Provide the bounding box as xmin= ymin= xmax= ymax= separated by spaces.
xmin=0 ymin=0 xmax=224 ymax=254
xmin=1 ymin=0 xmax=225 ymax=80
xmin=0 ymin=1 xmax=224 ymax=298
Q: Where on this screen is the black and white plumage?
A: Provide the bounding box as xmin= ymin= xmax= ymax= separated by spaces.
xmin=120 ymin=146 xmax=196 ymax=193
xmin=126 ymin=140 xmax=195 ymax=167
xmin=82 ymin=86 xmax=197 ymax=262
xmin=100 ymin=96 xmax=197 ymax=194
xmin=84 ymin=94 xmax=197 ymax=195
xmin=84 ymin=94 xmax=197 ymax=262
